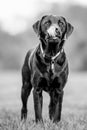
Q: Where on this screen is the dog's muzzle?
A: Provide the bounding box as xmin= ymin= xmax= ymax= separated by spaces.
xmin=45 ymin=24 xmax=62 ymax=43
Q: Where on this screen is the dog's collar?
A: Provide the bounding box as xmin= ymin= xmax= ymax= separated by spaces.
xmin=40 ymin=43 xmax=64 ymax=72
xmin=39 ymin=34 xmax=66 ymax=62
xmin=40 ymin=42 xmax=64 ymax=61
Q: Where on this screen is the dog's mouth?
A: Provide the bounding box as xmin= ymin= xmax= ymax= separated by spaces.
xmin=45 ymin=35 xmax=61 ymax=43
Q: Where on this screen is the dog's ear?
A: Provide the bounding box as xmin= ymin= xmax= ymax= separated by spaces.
xmin=33 ymin=20 xmax=40 ymax=36
xmin=66 ymin=22 xmax=74 ymax=39
xmin=33 ymin=15 xmax=48 ymax=36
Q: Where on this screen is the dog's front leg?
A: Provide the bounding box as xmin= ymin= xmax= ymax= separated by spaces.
xmin=21 ymin=81 xmax=32 ymax=121
xmin=53 ymin=90 xmax=64 ymax=123
xmin=49 ymin=92 xmax=55 ymax=120
xmin=33 ymin=88 xmax=43 ymax=123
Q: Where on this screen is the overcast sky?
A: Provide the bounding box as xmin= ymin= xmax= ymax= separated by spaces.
xmin=0 ymin=0 xmax=86 ymax=35
xmin=45 ymin=0 xmax=87 ymax=5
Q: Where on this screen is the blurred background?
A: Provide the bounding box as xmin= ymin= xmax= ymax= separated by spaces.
xmin=0 ymin=0 xmax=87 ymax=115
xmin=0 ymin=0 xmax=87 ymax=72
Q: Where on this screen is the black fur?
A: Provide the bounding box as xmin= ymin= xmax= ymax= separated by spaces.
xmin=21 ymin=15 xmax=73 ymax=123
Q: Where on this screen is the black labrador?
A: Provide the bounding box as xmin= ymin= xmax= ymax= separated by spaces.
xmin=21 ymin=15 xmax=74 ymax=123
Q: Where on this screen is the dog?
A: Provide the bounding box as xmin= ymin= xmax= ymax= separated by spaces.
xmin=21 ymin=15 xmax=74 ymax=123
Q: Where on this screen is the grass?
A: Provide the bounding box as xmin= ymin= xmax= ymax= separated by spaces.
xmin=0 ymin=71 xmax=87 ymax=129
xmin=0 ymin=110 xmax=87 ymax=130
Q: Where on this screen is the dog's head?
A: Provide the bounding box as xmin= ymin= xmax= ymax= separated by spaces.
xmin=33 ymin=15 xmax=74 ymax=56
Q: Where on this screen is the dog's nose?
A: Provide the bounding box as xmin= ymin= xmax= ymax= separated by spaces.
xmin=47 ymin=26 xmax=56 ymax=37
xmin=55 ymin=28 xmax=61 ymax=36
xmin=55 ymin=28 xmax=58 ymax=32
xmin=47 ymin=25 xmax=61 ymax=37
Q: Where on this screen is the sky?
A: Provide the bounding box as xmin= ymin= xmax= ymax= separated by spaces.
xmin=45 ymin=0 xmax=87 ymax=5
xmin=0 ymin=0 xmax=86 ymax=35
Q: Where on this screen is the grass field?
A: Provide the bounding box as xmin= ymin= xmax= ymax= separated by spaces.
xmin=0 ymin=71 xmax=87 ymax=130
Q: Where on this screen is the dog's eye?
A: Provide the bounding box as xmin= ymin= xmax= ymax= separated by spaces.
xmin=58 ymin=21 xmax=64 ymax=27
xmin=44 ymin=20 xmax=51 ymax=26
xmin=58 ymin=20 xmax=65 ymax=32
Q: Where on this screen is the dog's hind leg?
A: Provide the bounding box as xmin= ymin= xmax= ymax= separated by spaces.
xmin=21 ymin=80 xmax=32 ymax=121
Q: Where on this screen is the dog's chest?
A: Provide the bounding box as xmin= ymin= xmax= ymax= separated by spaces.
xmin=33 ymin=49 xmax=67 ymax=84
xmin=40 ymin=54 xmax=65 ymax=74
xmin=44 ymin=61 xmax=64 ymax=79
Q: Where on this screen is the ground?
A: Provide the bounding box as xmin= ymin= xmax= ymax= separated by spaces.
xmin=0 ymin=71 xmax=87 ymax=130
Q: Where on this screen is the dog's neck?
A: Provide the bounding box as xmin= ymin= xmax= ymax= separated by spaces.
xmin=39 ymin=42 xmax=65 ymax=73
xmin=40 ymin=37 xmax=65 ymax=59
xmin=36 ymin=41 xmax=66 ymax=74
xmin=39 ymin=34 xmax=66 ymax=56
xmin=40 ymin=42 xmax=64 ymax=61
